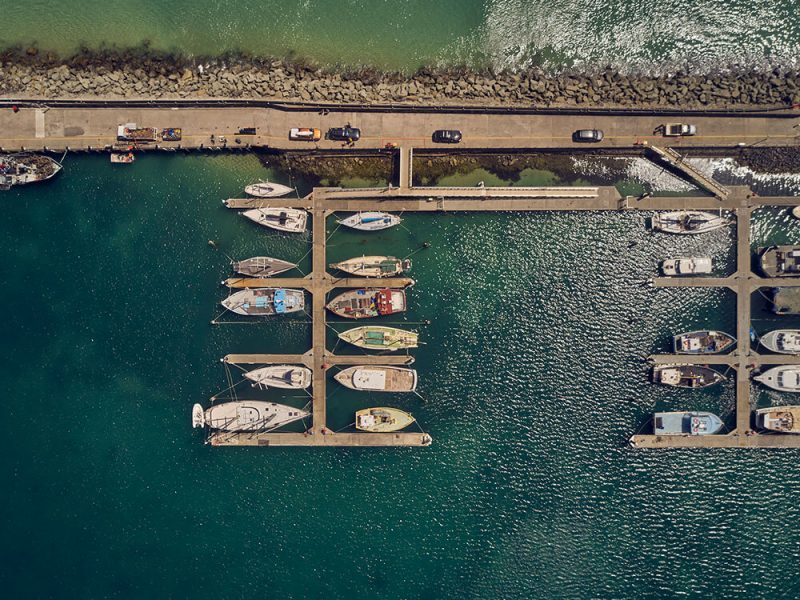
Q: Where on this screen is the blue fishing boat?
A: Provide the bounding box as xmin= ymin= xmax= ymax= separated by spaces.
xmin=654 ymin=411 xmax=724 ymax=435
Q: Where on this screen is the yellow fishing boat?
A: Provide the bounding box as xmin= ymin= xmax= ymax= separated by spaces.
xmin=355 ymin=407 xmax=415 ymax=432
xmin=338 ymin=326 xmax=418 ymax=351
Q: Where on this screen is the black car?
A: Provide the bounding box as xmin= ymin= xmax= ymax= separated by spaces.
xmin=432 ymin=129 xmax=462 ymax=143
xmin=327 ymin=126 xmax=361 ymax=141
xmin=573 ymin=129 xmax=604 ymax=143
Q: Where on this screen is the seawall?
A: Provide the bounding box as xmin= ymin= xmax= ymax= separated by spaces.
xmin=1 ymin=48 xmax=799 ymax=109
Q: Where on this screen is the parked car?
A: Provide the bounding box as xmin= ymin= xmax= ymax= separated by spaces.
xmin=664 ymin=123 xmax=697 ymax=136
xmin=573 ymin=129 xmax=604 ymax=143
xmin=432 ymin=129 xmax=462 ymax=143
xmin=327 ymin=126 xmax=361 ymax=141
xmin=289 ymin=128 xmax=321 ymax=142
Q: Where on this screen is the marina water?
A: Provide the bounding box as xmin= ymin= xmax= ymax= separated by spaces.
xmin=1 ymin=153 xmax=799 ymax=597
xmin=3 ymin=1 xmax=800 ymax=596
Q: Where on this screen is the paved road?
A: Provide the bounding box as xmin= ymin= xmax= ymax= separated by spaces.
xmin=1 ymin=105 xmax=798 ymax=152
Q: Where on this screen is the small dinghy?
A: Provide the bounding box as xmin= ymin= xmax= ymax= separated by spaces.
xmin=673 ymin=330 xmax=736 ymax=354
xmin=754 ymin=366 xmax=800 ymax=392
xmin=759 ymin=246 xmax=800 ymax=277
xmin=222 ymin=288 xmax=305 ymax=316
xmin=653 ymin=411 xmax=724 ymax=435
xmin=192 ymin=401 xmax=308 ymax=431
xmin=338 ymin=326 xmax=419 ymax=351
xmin=337 ymin=212 xmax=402 ymax=231
xmin=110 ymin=152 xmax=135 ymax=164
xmin=244 ymin=181 xmax=294 ymax=198
xmin=651 ymin=211 xmax=731 ymax=234
xmin=759 ymin=329 xmax=800 ymax=354
xmin=756 ymin=405 xmax=800 ymax=433
xmin=356 ymin=407 xmax=416 ymax=432
xmin=335 ymin=366 xmax=418 ymax=392
xmin=244 ymin=365 xmax=312 ymax=389
xmin=232 ymin=256 xmax=297 ymax=277
xmin=660 ymin=257 xmax=712 ymax=276
xmin=652 ymin=364 xmax=725 ymax=388
xmin=329 ymin=256 xmax=411 ymax=278
xmin=326 ymin=288 xmax=406 ymax=319
xmin=242 ymin=208 xmax=307 ymax=233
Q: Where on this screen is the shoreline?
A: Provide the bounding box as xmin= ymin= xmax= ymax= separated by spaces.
xmin=264 ymin=148 xmax=800 ymax=187
xmin=1 ymin=46 xmax=799 ymax=109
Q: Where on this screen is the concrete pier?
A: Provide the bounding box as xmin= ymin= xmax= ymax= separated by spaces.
xmin=1 ymin=103 xmax=798 ymax=154
xmin=211 ymin=180 xmax=800 ymax=448
xmin=630 ymin=202 xmax=800 ymax=448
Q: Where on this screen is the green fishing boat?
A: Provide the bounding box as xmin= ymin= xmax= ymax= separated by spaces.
xmin=356 ymin=407 xmax=416 ymax=432
xmin=338 ymin=326 xmax=419 ymax=351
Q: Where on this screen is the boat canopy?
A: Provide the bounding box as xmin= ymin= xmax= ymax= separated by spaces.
xmin=274 ymin=289 xmax=287 ymax=313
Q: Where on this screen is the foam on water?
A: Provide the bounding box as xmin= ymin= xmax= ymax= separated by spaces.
xmin=484 ymin=0 xmax=800 ymax=73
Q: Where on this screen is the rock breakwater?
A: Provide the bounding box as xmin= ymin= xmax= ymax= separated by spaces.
xmin=1 ymin=48 xmax=800 ymax=109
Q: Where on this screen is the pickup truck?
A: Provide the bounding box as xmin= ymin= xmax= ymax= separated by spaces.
xmin=664 ymin=123 xmax=697 ymax=136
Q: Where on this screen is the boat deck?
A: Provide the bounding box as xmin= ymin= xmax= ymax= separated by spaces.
xmin=337 ymin=366 xmax=416 ymax=392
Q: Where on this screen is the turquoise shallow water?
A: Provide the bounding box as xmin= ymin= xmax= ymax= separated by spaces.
xmin=2 ymin=0 xmax=799 ymax=72
xmin=1 ymin=153 xmax=800 ymax=598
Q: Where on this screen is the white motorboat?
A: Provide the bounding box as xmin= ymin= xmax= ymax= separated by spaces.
xmin=192 ymin=401 xmax=308 ymax=431
xmin=651 ymin=211 xmax=731 ymax=234
xmin=244 ymin=181 xmax=294 ymax=197
xmin=660 ymin=257 xmax=712 ymax=276
xmin=334 ymin=365 xmax=418 ymax=392
xmin=337 ymin=212 xmax=402 ymax=231
xmin=759 ymin=330 xmax=800 ymax=355
xmin=754 ymin=366 xmax=800 ymax=392
xmin=242 ymin=208 xmax=307 ymax=233
xmin=244 ymin=365 xmax=312 ymax=389
xmin=756 ymin=405 xmax=800 ymax=433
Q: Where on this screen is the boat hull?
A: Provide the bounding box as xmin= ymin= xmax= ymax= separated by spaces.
xmin=337 ymin=212 xmax=401 ymax=231
xmin=652 ymin=211 xmax=731 ymax=235
xmin=244 ymin=182 xmax=293 ymax=197
xmin=759 ymin=246 xmax=800 ymax=278
xmin=756 ymin=405 xmax=800 ymax=433
xmin=329 ymin=256 xmax=409 ymax=277
xmin=198 ymin=401 xmax=308 ymax=431
xmin=232 ymin=256 xmax=297 ymax=277
xmin=244 ymin=365 xmax=312 ymax=389
xmin=754 ymin=366 xmax=800 ymax=392
xmin=242 ymin=208 xmax=307 ymax=233
xmin=356 ymin=407 xmax=416 ymax=432
xmin=338 ymin=326 xmax=419 ymax=351
xmin=760 ymin=329 xmax=800 ymax=354
xmin=222 ymin=288 xmax=305 ymax=316
xmin=0 ymin=154 xmax=62 ymax=189
xmin=673 ymin=330 xmax=736 ymax=354
xmin=326 ymin=289 xmax=406 ymax=319
xmin=653 ymin=411 xmax=724 ymax=435
xmin=660 ymin=257 xmax=712 ymax=276
xmin=652 ymin=364 xmax=725 ymax=388
xmin=335 ymin=366 xmax=418 ymax=392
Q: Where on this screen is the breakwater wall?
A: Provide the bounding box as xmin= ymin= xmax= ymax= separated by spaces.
xmin=1 ymin=48 xmax=800 ymax=108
